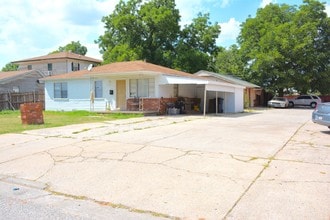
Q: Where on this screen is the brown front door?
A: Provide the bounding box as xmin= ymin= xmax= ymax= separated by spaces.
xmin=116 ymin=80 xmax=126 ymax=110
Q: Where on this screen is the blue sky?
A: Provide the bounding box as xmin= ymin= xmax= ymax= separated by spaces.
xmin=0 ymin=0 xmax=329 ymax=69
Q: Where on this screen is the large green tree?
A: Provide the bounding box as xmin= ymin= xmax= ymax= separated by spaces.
xmin=1 ymin=62 xmax=18 ymax=72
xmin=96 ymin=0 xmax=180 ymax=67
xmin=96 ymin=0 xmax=220 ymax=72
xmin=174 ymin=13 xmax=220 ymax=73
xmin=215 ymin=45 xmax=245 ymax=78
xmin=238 ymin=3 xmax=296 ymax=95
xmin=238 ymin=0 xmax=330 ymax=95
xmin=291 ymin=0 xmax=330 ymax=94
xmin=51 ymin=41 xmax=88 ymax=55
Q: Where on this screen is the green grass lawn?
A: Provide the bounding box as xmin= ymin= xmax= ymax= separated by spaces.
xmin=0 ymin=110 xmax=143 ymax=134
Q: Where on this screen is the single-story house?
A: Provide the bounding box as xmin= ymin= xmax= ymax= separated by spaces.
xmin=195 ymin=70 xmax=261 ymax=107
xmin=41 ymin=61 xmax=246 ymax=115
xmin=0 ymin=70 xmax=45 ymax=93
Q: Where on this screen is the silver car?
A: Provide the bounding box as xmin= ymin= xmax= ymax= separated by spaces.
xmin=289 ymin=95 xmax=321 ymax=108
xmin=312 ymin=102 xmax=330 ymax=129
xmin=268 ymin=97 xmax=289 ymax=108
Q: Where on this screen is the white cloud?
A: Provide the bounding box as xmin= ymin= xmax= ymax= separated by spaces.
xmin=175 ymin=0 xmax=229 ymax=26
xmin=0 ymin=0 xmax=119 ymax=68
xmin=220 ymin=0 xmax=231 ymax=8
xmin=0 ymin=0 xmax=241 ymax=68
xmin=326 ymin=3 xmax=330 ymax=17
xmin=259 ymin=0 xmax=274 ymax=8
xmin=217 ymin=18 xmax=241 ymax=47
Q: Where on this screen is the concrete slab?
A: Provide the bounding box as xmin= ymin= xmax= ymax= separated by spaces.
xmin=0 ymin=180 xmax=164 ymax=220
xmin=0 ymin=108 xmax=328 ymax=219
xmin=227 ymin=160 xmax=330 ymax=220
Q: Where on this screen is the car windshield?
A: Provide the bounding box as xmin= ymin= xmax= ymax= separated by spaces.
xmin=317 ymin=104 xmax=330 ymax=112
xmin=273 ymin=97 xmax=285 ymax=101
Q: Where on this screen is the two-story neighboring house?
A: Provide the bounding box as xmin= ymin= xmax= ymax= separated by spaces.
xmin=12 ymin=51 xmax=102 ymax=77
xmin=0 ymin=52 xmax=102 ymax=110
xmin=0 ymin=52 xmax=102 ymax=93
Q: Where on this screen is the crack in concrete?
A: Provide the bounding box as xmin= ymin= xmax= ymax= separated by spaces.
xmin=43 ymin=187 xmax=180 ymax=220
xmin=160 ymin=151 xmax=191 ymax=164
xmin=30 ymin=116 xmax=202 ymax=140
xmin=160 ymin=163 xmax=239 ymax=184
xmin=259 ymin=179 xmax=330 ymax=184
xmin=230 ymin=154 xmax=260 ymax=163
xmin=120 ymin=145 xmax=148 ymax=161
xmin=272 ymin=158 xmax=330 ymax=166
xmin=33 ymin=152 xmax=56 ymax=182
xmin=223 ymin=120 xmax=310 ymax=219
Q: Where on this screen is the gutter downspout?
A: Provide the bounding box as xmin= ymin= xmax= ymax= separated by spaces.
xmin=216 ymin=91 xmax=218 ymax=115
xmin=203 ymin=86 xmax=207 ymax=117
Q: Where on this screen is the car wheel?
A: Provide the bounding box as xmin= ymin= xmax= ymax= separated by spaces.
xmin=288 ymin=102 xmax=294 ymax=108
xmin=310 ymin=102 xmax=317 ymax=108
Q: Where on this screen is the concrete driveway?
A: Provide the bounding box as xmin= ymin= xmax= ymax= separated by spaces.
xmin=0 ymin=108 xmax=329 ymax=219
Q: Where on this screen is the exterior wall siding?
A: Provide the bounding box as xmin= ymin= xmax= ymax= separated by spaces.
xmin=235 ymin=88 xmax=244 ymax=112
xmin=45 ymin=76 xmax=155 ymax=111
xmin=45 ymin=79 xmax=108 ymax=111
xmin=18 ymin=59 xmax=98 ymax=75
xmin=159 ymin=84 xmax=174 ymax=97
xmin=0 ymin=71 xmax=44 ymax=93
xmin=178 ymin=84 xmax=196 ymax=97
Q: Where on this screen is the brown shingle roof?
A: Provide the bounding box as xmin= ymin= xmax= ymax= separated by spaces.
xmin=12 ymin=51 xmax=102 ymax=64
xmin=42 ymin=60 xmax=201 ymax=80
xmin=0 ymin=70 xmax=39 ymax=82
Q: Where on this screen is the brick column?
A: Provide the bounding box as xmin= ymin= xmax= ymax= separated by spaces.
xmin=20 ymin=102 xmax=44 ymax=125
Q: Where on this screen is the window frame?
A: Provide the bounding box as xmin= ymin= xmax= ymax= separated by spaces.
xmin=94 ymin=80 xmax=103 ymax=98
xmin=129 ymin=79 xmax=149 ymax=98
xmin=54 ymin=82 xmax=68 ymax=99
xmin=71 ymin=62 xmax=80 ymax=71
xmin=47 ymin=63 xmax=53 ymax=71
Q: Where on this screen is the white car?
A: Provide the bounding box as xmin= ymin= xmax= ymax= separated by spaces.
xmin=268 ymin=97 xmax=289 ymax=108
xmin=288 ymin=95 xmax=322 ymax=108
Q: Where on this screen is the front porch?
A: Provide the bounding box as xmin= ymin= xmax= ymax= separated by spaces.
xmin=126 ymin=97 xmax=202 ymax=115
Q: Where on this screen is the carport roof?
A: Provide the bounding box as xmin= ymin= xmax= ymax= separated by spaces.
xmin=195 ymin=70 xmax=260 ymax=88
xmin=160 ymin=75 xmax=245 ymax=89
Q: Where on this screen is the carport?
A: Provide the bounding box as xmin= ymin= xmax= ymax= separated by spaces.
xmin=159 ymin=75 xmax=245 ymax=115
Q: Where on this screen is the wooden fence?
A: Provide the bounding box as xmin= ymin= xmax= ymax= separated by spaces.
xmin=0 ymin=91 xmax=45 ymax=111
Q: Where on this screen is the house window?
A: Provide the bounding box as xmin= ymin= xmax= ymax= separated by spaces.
xmin=71 ymin=62 xmax=80 ymax=71
xmin=27 ymin=65 xmax=32 ymax=70
xmin=48 ymin=63 xmax=52 ymax=71
xmin=129 ymin=79 xmax=149 ymax=97
xmin=94 ymin=80 xmax=103 ymax=98
xmin=54 ymin=82 xmax=68 ymax=98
